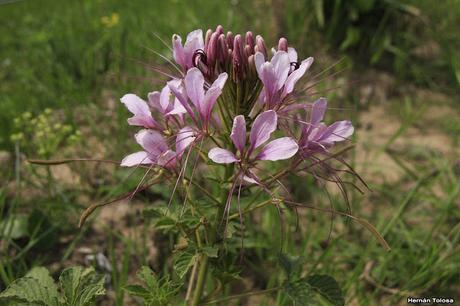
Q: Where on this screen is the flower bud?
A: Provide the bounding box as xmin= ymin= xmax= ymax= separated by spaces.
xmin=218 ymin=34 xmax=228 ymax=64
xmin=205 ymin=29 xmax=212 ymax=49
xmin=245 ymin=31 xmax=254 ymax=51
xmin=278 ymin=37 xmax=288 ymax=51
xmin=255 ymin=35 xmax=267 ymax=59
xmin=215 ymin=25 xmax=224 ymax=36
xmin=226 ymin=31 xmax=234 ymax=50
xmin=207 ymin=32 xmax=219 ymax=68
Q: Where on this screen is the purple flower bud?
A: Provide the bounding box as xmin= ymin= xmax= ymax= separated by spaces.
xmin=278 ymin=37 xmax=288 ymax=51
xmin=205 ymin=29 xmax=212 ymax=49
xmin=245 ymin=31 xmax=254 ymax=51
xmin=215 ymin=25 xmax=224 ymax=36
xmin=255 ymin=35 xmax=267 ymax=59
xmin=218 ymin=34 xmax=228 ymax=63
xmin=226 ymin=31 xmax=234 ymax=50
xmin=244 ymin=44 xmax=252 ymax=59
xmin=207 ymin=32 xmax=219 ymax=68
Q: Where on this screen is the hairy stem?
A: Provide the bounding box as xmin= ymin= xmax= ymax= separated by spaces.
xmin=189 ymin=164 xmax=234 ymax=305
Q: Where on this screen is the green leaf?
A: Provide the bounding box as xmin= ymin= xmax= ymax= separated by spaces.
xmin=0 ymin=214 xmax=28 ymax=239
xmin=123 ymin=285 xmax=150 ymax=299
xmin=284 ymin=275 xmax=344 ymax=306
xmin=0 ymin=267 xmax=60 ymax=306
xmin=59 ymin=266 xmax=105 ymax=306
xmin=278 ymin=254 xmax=303 ymax=279
xmin=173 ymin=250 xmax=197 ymax=279
xmin=305 ymin=274 xmax=344 ymax=306
xmin=284 ymin=279 xmax=316 ymax=306
xmin=124 ymin=266 xmax=180 ymax=306
xmin=201 ymin=246 xmax=218 ymax=258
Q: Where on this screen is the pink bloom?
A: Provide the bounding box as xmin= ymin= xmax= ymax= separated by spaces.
xmin=121 ymin=94 xmax=161 ymax=130
xmin=254 ymin=51 xmax=313 ymax=108
xmin=172 ymin=29 xmax=204 ymax=71
xmin=121 ymin=130 xmax=176 ymax=168
xmin=208 ymin=110 xmax=298 ymax=164
xmin=167 ymin=68 xmax=228 ymax=130
xmin=299 ymin=98 xmax=354 ymax=155
xmin=148 ymin=83 xmax=187 ymax=118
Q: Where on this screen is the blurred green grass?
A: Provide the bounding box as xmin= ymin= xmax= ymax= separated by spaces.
xmin=1 ymin=0 xmax=460 ymax=305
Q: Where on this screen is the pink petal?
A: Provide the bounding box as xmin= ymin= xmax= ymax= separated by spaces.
xmin=183 ymin=30 xmax=204 ymax=69
xmin=210 ymin=72 xmax=228 ymax=90
xmin=319 ymin=120 xmax=354 ymax=143
xmin=208 ymin=148 xmax=238 ymax=164
xmin=176 ymin=126 xmax=196 ymax=155
xmin=311 ymin=97 xmax=327 ymax=125
xmin=135 ymin=130 xmax=168 ymax=156
xmin=282 ymin=57 xmax=313 ymax=98
xmin=147 ymin=91 xmax=162 ymax=112
xmin=184 ymin=68 xmax=205 ymax=112
xmin=121 ymin=94 xmax=151 ymax=116
xmin=259 ymin=63 xmax=277 ymax=99
xmin=249 ymin=110 xmax=277 ymax=150
xmin=202 ymin=86 xmax=222 ymax=123
xmin=167 ymin=79 xmax=196 ymax=120
xmin=172 ymin=34 xmax=186 ymax=69
xmin=256 ymin=137 xmax=299 ymax=161
xmin=270 ymin=51 xmax=290 ymax=90
xmin=254 ymin=52 xmax=266 ymax=77
xmin=230 ymin=115 xmax=246 ymax=154
xmin=120 ymin=151 xmax=154 ymax=167
xmin=287 ymin=47 xmax=298 ymax=63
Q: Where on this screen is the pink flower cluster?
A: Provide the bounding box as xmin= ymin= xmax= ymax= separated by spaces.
xmin=120 ymin=26 xmax=354 ymax=186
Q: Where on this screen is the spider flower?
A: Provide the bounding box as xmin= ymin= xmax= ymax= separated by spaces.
xmin=121 ymin=130 xmax=177 ymax=168
xmin=255 ymin=51 xmax=313 ymax=109
xmin=299 ymin=98 xmax=354 ymax=156
xmin=172 ymin=29 xmax=204 ymax=72
xmin=167 ymin=67 xmax=228 ymax=131
xmin=208 ymin=110 xmax=298 ymax=170
xmin=121 ymin=94 xmax=161 ymax=130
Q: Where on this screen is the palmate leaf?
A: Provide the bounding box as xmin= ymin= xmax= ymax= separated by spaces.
xmin=284 ymin=274 xmax=344 ymax=306
xmin=173 ymin=250 xmax=198 ymax=279
xmin=0 ymin=267 xmax=60 ymax=306
xmin=124 ymin=266 xmax=180 ymax=306
xmin=59 ymin=266 xmax=106 ymax=306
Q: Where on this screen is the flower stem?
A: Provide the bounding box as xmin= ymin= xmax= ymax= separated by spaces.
xmin=190 ymin=253 xmax=209 ymax=306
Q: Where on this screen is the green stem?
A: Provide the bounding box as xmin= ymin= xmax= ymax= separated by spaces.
xmin=189 ymin=164 xmax=233 ymax=305
xmin=202 ymin=286 xmax=281 ymax=305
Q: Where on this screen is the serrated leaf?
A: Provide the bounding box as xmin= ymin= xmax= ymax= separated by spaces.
xmin=173 ymin=251 xmax=197 ymax=279
xmin=279 ymin=254 xmax=303 ymax=279
xmin=201 ymin=246 xmax=218 ymax=258
xmin=0 ymin=267 xmax=60 ymax=306
xmin=284 ymin=274 xmax=344 ymax=306
xmin=59 ymin=266 xmax=105 ymax=306
xmin=123 ymin=285 xmax=150 ymax=298
xmin=305 ymin=275 xmax=344 ymax=306
xmin=284 ymin=279 xmax=316 ymax=306
xmin=137 ymin=266 xmax=158 ymax=289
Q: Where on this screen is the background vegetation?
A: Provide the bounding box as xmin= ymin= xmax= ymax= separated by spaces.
xmin=1 ymin=0 xmax=459 ymax=305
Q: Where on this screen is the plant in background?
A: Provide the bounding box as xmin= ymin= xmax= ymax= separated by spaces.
xmin=27 ymin=26 xmax=389 ymax=305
